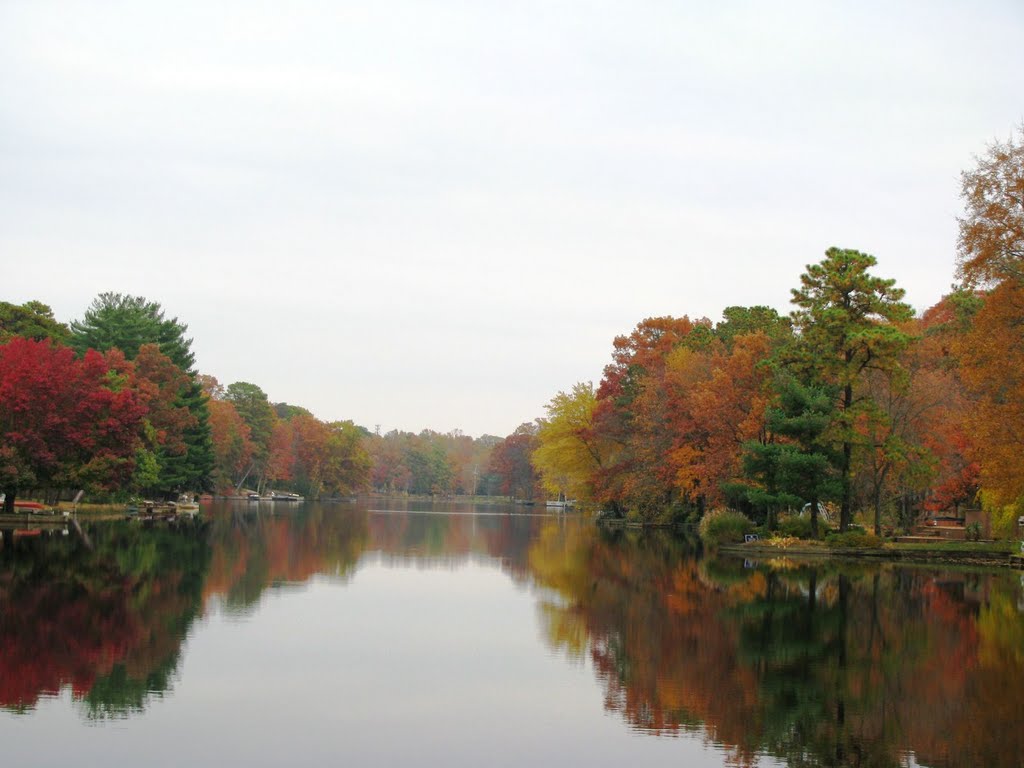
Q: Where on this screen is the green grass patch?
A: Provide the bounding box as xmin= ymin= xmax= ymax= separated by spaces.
xmin=826 ymin=530 xmax=884 ymax=549
xmin=886 ymin=539 xmax=1017 ymax=554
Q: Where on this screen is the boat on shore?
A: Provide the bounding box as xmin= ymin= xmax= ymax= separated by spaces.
xmin=175 ymin=494 xmax=201 ymax=511
xmin=125 ymin=497 xmax=201 ymax=518
xmin=242 ymin=491 xmax=304 ymax=503
xmin=545 ymin=499 xmax=575 ymax=510
xmin=0 ymin=495 xmax=61 ymax=514
xmin=268 ymin=491 xmax=303 ymax=502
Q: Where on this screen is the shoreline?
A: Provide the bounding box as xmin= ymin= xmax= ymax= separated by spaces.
xmin=718 ymin=542 xmax=1019 ymax=568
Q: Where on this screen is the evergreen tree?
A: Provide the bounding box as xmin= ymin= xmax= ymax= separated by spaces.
xmin=731 ymin=376 xmax=840 ymax=534
xmin=71 ymin=293 xmax=195 ymax=370
xmin=789 ymin=248 xmax=913 ymax=531
xmin=0 ymin=300 xmax=71 ymax=345
xmin=69 ymin=293 xmax=213 ymax=494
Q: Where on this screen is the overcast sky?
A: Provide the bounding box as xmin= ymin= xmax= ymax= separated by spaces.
xmin=2 ymin=1 xmax=1022 ymax=437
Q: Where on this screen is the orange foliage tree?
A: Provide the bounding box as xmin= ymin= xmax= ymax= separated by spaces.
xmin=954 ymin=126 xmax=1024 ymax=520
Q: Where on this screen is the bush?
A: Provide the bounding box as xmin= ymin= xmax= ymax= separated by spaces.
xmin=826 ymin=531 xmax=883 ymax=549
xmin=699 ymin=508 xmax=755 ymax=547
xmin=778 ymin=516 xmax=815 ymax=539
xmin=966 ymin=522 xmax=982 ymax=541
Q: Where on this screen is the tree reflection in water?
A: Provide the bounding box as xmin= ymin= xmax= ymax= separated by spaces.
xmin=527 ymin=521 xmax=1024 ymax=768
xmin=0 ymin=520 xmax=209 ymax=718
xmin=3 ymin=507 xmax=1023 ymax=768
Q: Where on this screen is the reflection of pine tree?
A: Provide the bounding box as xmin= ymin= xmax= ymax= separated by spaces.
xmin=725 ymin=566 xmax=985 ymax=767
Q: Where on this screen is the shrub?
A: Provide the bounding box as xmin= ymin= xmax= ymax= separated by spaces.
xmin=699 ymin=508 xmax=755 ymax=547
xmin=826 ymin=531 xmax=883 ymax=549
xmin=763 ymin=534 xmax=803 ymax=549
xmin=778 ymin=516 xmax=815 ymax=539
xmin=966 ymin=522 xmax=982 ymax=541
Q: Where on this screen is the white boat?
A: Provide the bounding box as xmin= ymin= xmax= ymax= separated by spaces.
xmin=546 ymin=499 xmax=575 ymax=509
xmin=267 ymin=491 xmax=303 ymax=502
xmin=175 ymin=494 xmax=200 ymax=511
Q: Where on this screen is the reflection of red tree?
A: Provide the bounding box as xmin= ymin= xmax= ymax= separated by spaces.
xmin=0 ymin=575 xmax=141 ymax=708
xmin=900 ymin=578 xmax=983 ymax=767
xmin=0 ymin=524 xmax=202 ymax=714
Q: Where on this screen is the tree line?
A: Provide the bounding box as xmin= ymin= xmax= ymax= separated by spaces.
xmin=2 ymin=125 xmax=1021 ymax=531
xmin=0 ymin=294 xmax=516 ymax=509
xmin=524 ymin=126 xmax=1024 ymax=536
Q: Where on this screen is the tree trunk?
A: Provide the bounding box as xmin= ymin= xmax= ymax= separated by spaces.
xmin=840 ymin=381 xmax=853 ymax=532
xmin=810 ymin=497 xmax=819 ymax=538
xmin=2 ymin=489 xmax=14 ymax=515
xmin=873 ymin=465 xmax=890 ymax=536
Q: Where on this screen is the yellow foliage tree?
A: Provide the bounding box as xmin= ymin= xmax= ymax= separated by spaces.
xmin=532 ymin=382 xmax=604 ymax=503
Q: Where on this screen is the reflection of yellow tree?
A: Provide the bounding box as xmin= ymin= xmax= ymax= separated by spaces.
xmin=939 ymin=590 xmax=1024 ymax=767
xmin=527 ymin=522 xmax=764 ymax=764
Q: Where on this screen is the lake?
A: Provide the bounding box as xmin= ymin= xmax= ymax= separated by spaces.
xmin=2 ymin=499 xmax=1021 ymax=767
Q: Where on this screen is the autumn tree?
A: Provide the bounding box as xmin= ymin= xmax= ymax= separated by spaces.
xmin=128 ymin=344 xmax=202 ymax=495
xmin=367 ymin=432 xmax=413 ymax=493
xmin=954 ymin=127 xmax=1024 ymax=521
xmin=288 ymin=415 xmax=331 ymax=497
xmin=592 ymin=316 xmax=710 ymax=517
xmin=532 ymin=383 xmax=605 ymax=505
xmin=664 ymin=330 xmax=778 ymax=512
xmin=789 ymin=248 xmax=914 ymax=531
xmin=956 ymin=282 xmax=1024 ymax=518
xmin=224 ymin=381 xmax=277 ymax=491
xmin=287 ymin=416 xmax=370 ymax=498
xmin=404 ymin=431 xmax=456 ymax=495
xmin=957 ymin=123 xmax=1024 ymax=287
xmin=849 ymin=303 xmax=976 ymax=534
xmin=207 ymin=398 xmax=255 ymax=492
xmin=0 ymin=339 xmax=147 ymax=511
xmin=488 ymin=423 xmax=541 ymax=501
xmin=321 ymin=421 xmax=371 ymax=496
xmin=264 ymin=420 xmax=295 ymax=490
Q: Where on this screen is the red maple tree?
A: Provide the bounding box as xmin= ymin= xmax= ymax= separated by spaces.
xmin=0 ymin=338 xmax=147 ymax=510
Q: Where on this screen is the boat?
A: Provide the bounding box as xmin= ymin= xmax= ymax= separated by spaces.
xmin=0 ymin=500 xmax=61 ymax=515
xmin=125 ymin=500 xmax=175 ymax=517
xmin=268 ymin=491 xmax=303 ymax=502
xmin=175 ymin=494 xmax=200 ymax=512
xmin=545 ymin=498 xmax=575 ymax=510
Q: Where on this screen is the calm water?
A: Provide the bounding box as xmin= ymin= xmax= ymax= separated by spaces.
xmin=2 ymin=499 xmax=1022 ymax=768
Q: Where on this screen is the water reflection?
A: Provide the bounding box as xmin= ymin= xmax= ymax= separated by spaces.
xmin=2 ymin=504 xmax=1022 ymax=767
xmin=529 ymin=523 xmax=1024 ymax=767
xmin=0 ymin=518 xmax=208 ymax=718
